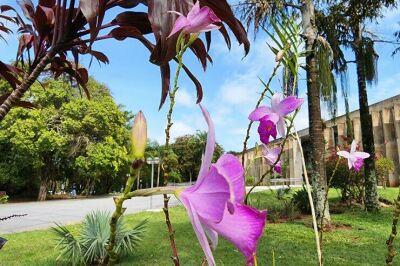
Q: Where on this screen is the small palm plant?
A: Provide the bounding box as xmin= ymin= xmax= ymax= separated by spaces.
xmin=52 ymin=211 xmax=146 ymax=265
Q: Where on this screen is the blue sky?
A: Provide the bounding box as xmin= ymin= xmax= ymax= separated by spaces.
xmin=1 ymin=1 xmax=400 ymax=152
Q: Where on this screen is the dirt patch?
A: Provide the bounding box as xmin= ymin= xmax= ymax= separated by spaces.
xmin=323 ymin=222 xmax=352 ymax=232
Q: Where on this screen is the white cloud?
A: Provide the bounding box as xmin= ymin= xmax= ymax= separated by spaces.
xmin=176 ymin=89 xmax=195 ymax=108
xmin=154 ymin=120 xmax=196 ymax=144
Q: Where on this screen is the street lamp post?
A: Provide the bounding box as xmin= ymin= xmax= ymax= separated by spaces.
xmin=146 ymin=157 xmax=160 ymax=188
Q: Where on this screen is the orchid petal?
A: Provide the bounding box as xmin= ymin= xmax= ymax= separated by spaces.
xmin=276 ymin=96 xmax=304 ymax=117
xmin=271 ymin=93 xmax=281 ymax=111
xmin=354 ymin=152 xmax=370 ymax=159
xmin=181 ymin=197 xmax=216 ymax=266
xmin=198 ymin=104 xmax=215 ymax=182
xmin=187 ymin=1 xmax=201 ymax=20
xmin=205 ymin=203 xmax=267 ymax=266
xmin=263 ymin=147 xmax=281 ymax=165
xmin=348 ymin=156 xmax=357 ymax=169
xmin=216 ymin=154 xmax=245 ymax=203
xmin=258 ymin=119 xmax=277 ymax=145
xmin=203 ymin=226 xmax=218 ymax=250
xmin=198 ymin=24 xmax=221 ymax=32
xmin=274 ymin=161 xmax=282 ymax=175
xmin=337 ymin=151 xmax=350 ymax=159
xmin=276 ymin=119 xmax=286 ymax=137
xmin=168 ymin=16 xmax=189 ymax=37
xmin=350 ymin=140 xmax=357 ymax=153
xmin=248 ymin=106 xmax=272 ymax=121
xmin=182 ymin=165 xmax=230 ymax=223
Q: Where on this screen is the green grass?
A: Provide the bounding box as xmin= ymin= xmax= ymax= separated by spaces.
xmin=0 ymin=188 xmax=399 ymax=266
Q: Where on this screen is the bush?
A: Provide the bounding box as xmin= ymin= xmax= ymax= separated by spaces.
xmin=245 ymin=175 xmax=255 ymax=186
xmin=276 ymin=187 xmax=291 ymax=200
xmin=0 ymin=191 xmax=8 ymax=204
xmin=376 ymin=156 xmax=395 ymax=188
xmin=169 ymin=170 xmax=182 ymax=183
xmin=291 ymin=187 xmax=310 ymax=214
xmin=53 ymin=211 xmax=146 ymax=265
xmin=326 ymin=155 xmax=364 ymax=203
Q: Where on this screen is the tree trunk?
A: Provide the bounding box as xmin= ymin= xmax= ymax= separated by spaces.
xmin=0 ymin=48 xmax=58 ymax=121
xmin=38 ymin=178 xmax=48 ymax=201
xmin=301 ymin=0 xmax=331 ymax=225
xmin=353 ymin=22 xmax=380 ymax=212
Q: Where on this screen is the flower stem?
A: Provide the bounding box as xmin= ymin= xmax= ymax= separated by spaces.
xmin=162 ymin=36 xmax=189 ymax=266
xmin=244 ymin=110 xmax=299 ymax=204
xmin=319 ymin=157 xmax=341 ymax=258
xmin=106 ymin=159 xmax=144 ymax=265
xmin=294 ymin=131 xmax=322 ymax=266
xmin=241 ymin=61 xmax=281 ymax=166
xmin=386 ymin=188 xmax=400 ymax=265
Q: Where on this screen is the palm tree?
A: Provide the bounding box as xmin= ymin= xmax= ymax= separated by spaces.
xmin=317 ymin=0 xmax=397 ymax=211
xmin=236 ymin=0 xmax=334 ymax=225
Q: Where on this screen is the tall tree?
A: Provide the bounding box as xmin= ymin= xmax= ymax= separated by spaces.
xmin=317 ymin=0 xmax=397 ymax=211
xmin=172 ymin=131 xmax=224 ymax=183
xmin=237 ymin=0 xmax=333 ymax=225
xmin=0 ymin=78 xmax=131 ymax=200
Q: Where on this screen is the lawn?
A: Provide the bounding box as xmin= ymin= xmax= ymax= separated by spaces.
xmin=0 ymin=188 xmax=399 ymax=266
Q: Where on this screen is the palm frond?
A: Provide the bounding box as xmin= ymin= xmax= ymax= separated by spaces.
xmin=115 ymin=218 xmax=147 ymax=255
xmin=52 ymin=223 xmax=83 ymax=266
xmin=362 ymin=38 xmax=378 ymax=85
xmin=264 ymin=12 xmax=303 ymax=96
xmin=52 ymin=210 xmax=147 ymax=265
xmin=316 ymin=36 xmax=337 ymax=118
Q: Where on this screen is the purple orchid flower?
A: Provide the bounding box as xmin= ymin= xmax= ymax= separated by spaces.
xmin=168 ymin=1 xmax=221 ymax=38
xmin=337 ymin=140 xmax=370 ymax=172
xmin=177 ymin=105 xmax=266 ymax=266
xmin=263 ymin=146 xmax=282 ymax=174
xmin=249 ymin=93 xmax=304 ymax=144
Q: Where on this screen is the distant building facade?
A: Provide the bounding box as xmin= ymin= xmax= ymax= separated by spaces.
xmin=240 ymin=94 xmax=400 ymax=186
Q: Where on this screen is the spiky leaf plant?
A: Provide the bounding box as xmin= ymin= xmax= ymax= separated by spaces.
xmin=53 ymin=211 xmax=146 ymax=265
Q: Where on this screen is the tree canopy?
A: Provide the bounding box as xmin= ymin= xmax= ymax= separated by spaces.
xmin=0 ymin=77 xmax=132 ymax=200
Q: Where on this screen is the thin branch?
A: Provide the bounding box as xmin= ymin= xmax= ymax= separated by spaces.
xmin=294 ymin=129 xmax=322 ymax=266
xmin=386 ymin=188 xmax=400 ymax=265
xmin=244 ymin=109 xmax=298 ymax=204
xmin=241 ymin=60 xmax=282 ymax=166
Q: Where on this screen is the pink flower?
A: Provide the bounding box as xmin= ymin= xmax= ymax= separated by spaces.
xmin=249 ymin=93 xmax=304 ymax=144
xmin=168 ymin=1 xmax=221 ymax=37
xmin=177 ymin=105 xmax=266 ymax=266
xmin=353 ymin=158 xmax=364 ymax=172
xmin=337 ymin=140 xmax=370 ymax=171
xmin=263 ymin=147 xmax=282 ymax=174
xmin=258 ymin=118 xmax=277 ymax=145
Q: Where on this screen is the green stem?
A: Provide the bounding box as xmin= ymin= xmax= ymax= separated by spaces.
xmin=386 ymin=188 xmax=400 ymax=265
xmin=319 ymin=157 xmax=341 ymax=262
xmin=244 ymin=110 xmax=299 ymax=204
xmin=294 ymin=130 xmax=322 ymax=266
xmin=241 ymin=61 xmax=282 ymax=166
xmin=106 ymin=160 xmax=144 ymax=266
xmin=162 ymin=36 xmax=189 ymax=266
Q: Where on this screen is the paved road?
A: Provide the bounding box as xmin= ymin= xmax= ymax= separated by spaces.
xmin=0 ymin=195 xmax=179 ymax=234
xmin=0 ymin=185 xmax=299 ymax=234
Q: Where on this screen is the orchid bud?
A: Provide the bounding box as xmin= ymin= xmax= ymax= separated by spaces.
xmin=131 ymin=111 xmax=147 ymax=160
xmin=275 ymin=50 xmax=285 ymax=62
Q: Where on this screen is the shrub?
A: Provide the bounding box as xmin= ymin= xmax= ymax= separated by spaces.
xmin=245 ymin=175 xmax=255 ymax=186
xmin=0 ymin=192 xmax=8 ymax=204
xmin=53 ymin=211 xmax=146 ymax=265
xmin=276 ymin=187 xmax=291 ymax=200
xmin=326 ymin=155 xmax=364 ymax=203
xmin=291 ymin=187 xmax=310 ymax=214
xmin=169 ymin=170 xmax=182 ymax=183
xmin=376 ymin=156 xmax=395 ymax=188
